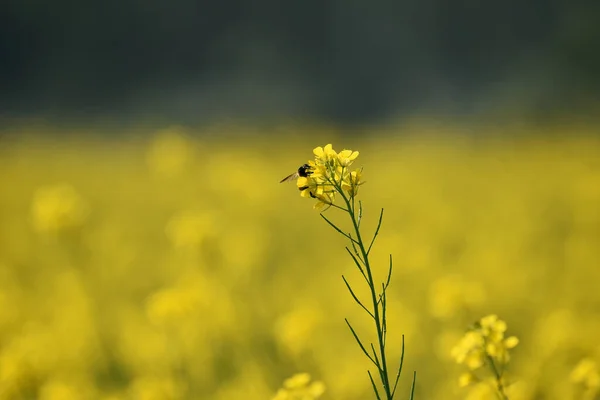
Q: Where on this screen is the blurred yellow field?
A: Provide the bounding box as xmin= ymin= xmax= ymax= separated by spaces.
xmin=0 ymin=123 xmax=599 ymax=400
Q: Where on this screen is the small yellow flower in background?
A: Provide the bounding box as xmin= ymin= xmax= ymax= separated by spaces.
xmin=284 ymin=373 xmax=311 ymax=389
xmin=452 ymin=315 xmax=518 ymax=399
xmin=31 ymin=184 xmax=89 ymax=233
xmin=571 ymin=358 xmax=600 ymax=397
xmin=0 ymin=350 xmax=34 ymax=398
xmin=451 ymin=330 xmax=486 ymax=370
xmin=480 ymin=314 xmax=507 ymax=340
xmin=458 ymin=372 xmax=476 ymax=387
xmin=272 ymin=373 xmax=325 ymax=400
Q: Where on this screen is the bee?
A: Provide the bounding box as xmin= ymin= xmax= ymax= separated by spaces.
xmin=279 ymin=163 xmax=313 ymax=183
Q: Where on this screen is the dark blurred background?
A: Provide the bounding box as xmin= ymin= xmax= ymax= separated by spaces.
xmin=1 ymin=0 xmax=599 ymax=125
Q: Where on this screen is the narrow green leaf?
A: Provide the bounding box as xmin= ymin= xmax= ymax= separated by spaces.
xmin=367 ymin=208 xmax=384 ymax=255
xmin=368 ymin=370 xmax=382 ymax=400
xmin=377 ymin=255 xmax=393 ymax=306
xmin=357 ymin=200 xmax=363 ymax=228
xmin=391 ymin=335 xmax=406 ymax=399
xmin=385 ymin=254 xmax=393 ymax=289
xmin=370 ymin=342 xmax=387 ymax=388
xmin=408 ymin=371 xmax=416 ymax=400
xmin=320 ymin=213 xmax=359 ymax=244
xmin=345 ymin=247 xmax=368 ymax=282
xmin=342 ymin=275 xmax=374 ymax=319
xmin=349 ymin=233 xmax=362 ymax=262
xmin=345 ymin=319 xmax=377 ymax=366
xmin=370 ymin=343 xmax=382 ymax=371
xmin=381 ymin=284 xmax=387 ymax=346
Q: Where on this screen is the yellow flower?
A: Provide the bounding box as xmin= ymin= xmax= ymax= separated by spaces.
xmin=297 ymin=174 xmax=336 ymax=209
xmin=451 ymin=331 xmax=485 ymax=370
xmin=504 ymin=336 xmax=519 ymax=349
xmin=272 ymin=373 xmax=325 ymax=400
xmin=313 ymin=144 xmax=337 ymax=164
xmin=286 ymin=144 xmax=364 ymax=210
xmin=341 ymin=168 xmax=364 ymax=197
xmin=290 ymin=144 xmax=363 ymax=209
xmin=284 ymin=373 xmax=311 ymax=389
xmin=474 ymin=315 xmax=518 ymax=364
xmin=453 ymin=314 xmax=519 ymax=397
xmin=479 ymin=314 xmax=507 ymax=342
xmin=337 ymin=149 xmax=359 ymax=167
xmin=272 ymin=389 xmax=288 ymax=400
xmin=458 ymin=372 xmax=476 ymax=387
xmin=313 ymin=193 xmax=335 ymax=210
xmin=297 ymin=176 xmax=322 ymax=199
xmin=571 ymin=358 xmax=600 ymax=389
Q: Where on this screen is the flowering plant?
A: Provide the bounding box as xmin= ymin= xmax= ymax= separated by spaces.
xmin=452 ymin=314 xmax=519 ymax=399
xmin=283 ymin=144 xmax=415 ymax=400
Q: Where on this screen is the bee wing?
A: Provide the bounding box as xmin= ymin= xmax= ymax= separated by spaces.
xmin=279 ymin=171 xmax=299 ymax=183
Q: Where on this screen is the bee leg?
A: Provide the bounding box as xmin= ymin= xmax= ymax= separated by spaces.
xmin=298 ymin=186 xmax=317 ymax=199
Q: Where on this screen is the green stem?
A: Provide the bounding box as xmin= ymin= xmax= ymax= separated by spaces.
xmin=339 ymin=189 xmax=393 ymax=400
xmin=485 ymin=353 xmax=509 ymax=400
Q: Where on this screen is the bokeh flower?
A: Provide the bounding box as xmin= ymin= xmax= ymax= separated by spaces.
xmin=2 ymin=129 xmax=599 ymax=400
xmin=452 ymin=314 xmax=518 ymax=396
xmin=458 ymin=371 xmax=476 ymax=387
xmin=451 ymin=330 xmax=486 ymax=370
xmin=272 ymin=373 xmax=325 ymax=400
xmin=571 ymin=358 xmax=600 ymax=398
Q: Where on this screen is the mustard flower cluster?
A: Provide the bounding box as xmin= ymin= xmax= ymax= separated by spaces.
xmin=294 ymin=144 xmax=363 ymax=209
xmin=272 ymin=373 xmax=325 ymax=400
xmin=451 ymin=315 xmax=519 ymax=394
